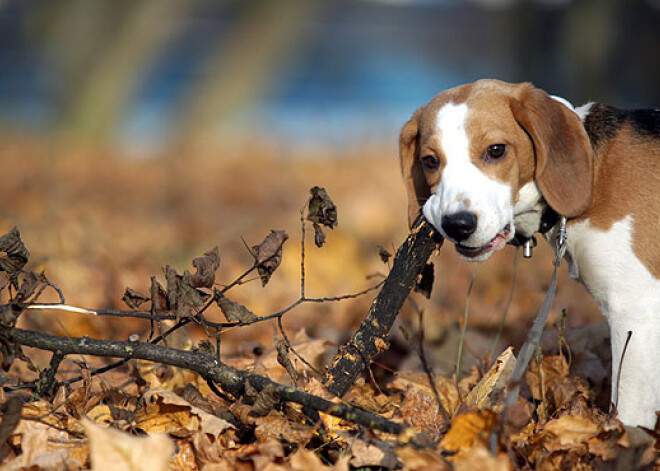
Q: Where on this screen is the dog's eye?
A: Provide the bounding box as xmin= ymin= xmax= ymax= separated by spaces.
xmin=421 ymin=155 xmax=440 ymax=171
xmin=486 ymin=144 xmax=507 ymax=160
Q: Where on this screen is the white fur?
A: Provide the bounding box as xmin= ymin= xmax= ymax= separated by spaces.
xmin=512 ymin=182 xmax=545 ymax=237
xmin=550 ymin=95 xmax=575 ymax=112
xmin=557 ymin=217 xmax=660 ymax=427
xmin=575 ymin=102 xmax=596 ymax=122
xmin=423 ymin=96 xmax=660 ymax=427
xmin=422 ymin=103 xmax=513 ymax=261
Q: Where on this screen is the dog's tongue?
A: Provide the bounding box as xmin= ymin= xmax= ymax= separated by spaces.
xmin=455 ymin=225 xmax=511 ymax=258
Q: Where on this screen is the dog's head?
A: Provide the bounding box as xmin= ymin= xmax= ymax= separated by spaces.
xmin=400 ymin=79 xmax=594 ymax=261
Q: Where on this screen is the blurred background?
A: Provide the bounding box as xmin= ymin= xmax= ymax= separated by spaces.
xmin=0 ymin=0 xmax=658 ymax=373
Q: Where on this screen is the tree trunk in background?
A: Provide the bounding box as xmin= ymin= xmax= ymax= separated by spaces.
xmin=176 ymin=0 xmax=321 ymax=145
xmin=42 ymin=0 xmax=191 ymax=142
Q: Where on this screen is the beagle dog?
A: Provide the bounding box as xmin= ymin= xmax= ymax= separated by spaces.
xmin=400 ymin=79 xmax=660 ymax=427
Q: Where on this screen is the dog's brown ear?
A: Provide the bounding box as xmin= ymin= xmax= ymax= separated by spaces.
xmin=399 ymin=109 xmax=430 ymax=228
xmin=511 ymin=86 xmax=594 ymax=218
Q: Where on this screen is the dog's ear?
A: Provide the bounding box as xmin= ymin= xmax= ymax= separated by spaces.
xmin=511 ymin=85 xmax=594 ymax=218
xmin=399 ymin=109 xmax=430 ymax=228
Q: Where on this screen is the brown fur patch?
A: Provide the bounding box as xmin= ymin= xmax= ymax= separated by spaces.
xmin=576 ymin=125 xmax=660 ymax=278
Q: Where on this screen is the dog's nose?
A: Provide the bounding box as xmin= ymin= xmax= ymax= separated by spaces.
xmin=441 ymin=212 xmax=477 ymax=242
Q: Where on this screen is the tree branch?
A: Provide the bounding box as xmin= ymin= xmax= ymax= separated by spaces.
xmin=4 ymin=327 xmax=408 ymax=436
xmin=325 ymin=217 xmax=443 ymax=397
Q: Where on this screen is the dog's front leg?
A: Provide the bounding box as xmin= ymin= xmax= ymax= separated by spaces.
xmin=608 ymin=308 xmax=660 ymax=428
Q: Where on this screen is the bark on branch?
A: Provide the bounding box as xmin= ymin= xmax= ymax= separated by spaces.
xmin=325 ymin=217 xmax=443 ymax=396
xmin=4 ymin=327 xmax=406 ymax=436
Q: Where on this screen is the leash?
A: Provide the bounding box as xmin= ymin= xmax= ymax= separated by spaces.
xmin=501 ymin=216 xmax=568 ymax=415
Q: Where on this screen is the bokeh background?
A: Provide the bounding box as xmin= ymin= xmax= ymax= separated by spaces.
xmin=1 ymin=0 xmax=658 ymax=374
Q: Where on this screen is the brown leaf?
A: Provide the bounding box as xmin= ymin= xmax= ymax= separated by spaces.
xmin=176 ymin=270 xmax=211 ymax=317
xmin=252 ymin=230 xmax=288 ymax=286
xmin=193 ymin=339 xmax=216 ymax=357
xmin=15 ymin=270 xmax=44 ymax=303
xmin=465 ymin=347 xmax=516 ymax=412
xmin=122 ymin=287 xmax=150 ymax=310
xmin=251 ymin=384 xmax=281 ymax=417
xmin=0 ymin=395 xmax=23 ymax=446
xmin=137 ymin=389 xmax=234 ymax=438
xmin=377 ymin=246 xmax=392 ymax=264
xmin=526 ymin=354 xmax=570 ymax=402
xmin=414 ymin=262 xmax=434 ymax=299
xmin=452 ymin=445 xmax=510 ymax=471
xmin=217 ymin=294 xmax=258 ymax=323
xmin=83 ymin=418 xmax=174 ymax=471
xmin=190 ymin=247 xmax=221 ymax=288
xmin=540 ymin=414 xmax=600 ymax=450
xmin=439 ymin=411 xmax=497 ymax=454
xmin=165 ymin=265 xmax=181 ymax=310
xmin=348 ymin=438 xmax=399 ymax=468
xmin=313 ymin=222 xmax=326 ymax=248
xmin=0 ymin=227 xmax=30 ymax=288
xmin=275 ymin=338 xmax=299 ymax=384
xmin=307 ymin=186 xmax=337 ymax=228
xmin=150 ymin=277 xmax=168 ymax=315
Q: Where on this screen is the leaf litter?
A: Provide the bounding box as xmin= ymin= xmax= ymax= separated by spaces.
xmin=1 ymin=198 xmax=659 ymax=471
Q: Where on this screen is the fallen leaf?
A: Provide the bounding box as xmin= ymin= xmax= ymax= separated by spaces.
xmin=251 ymin=384 xmax=281 ymax=417
xmin=396 ymin=446 xmax=451 ymax=470
xmin=452 ymin=445 xmax=510 ymax=471
xmin=439 ymin=411 xmax=497 ymax=454
xmin=137 ymin=389 xmax=234 ymax=438
xmin=82 ymin=419 xmax=173 ymax=471
xmin=465 ymin=347 xmax=516 ymax=412
xmin=348 ymin=438 xmax=399 ymax=468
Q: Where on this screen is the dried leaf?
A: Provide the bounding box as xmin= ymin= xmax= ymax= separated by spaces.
xmin=252 ymin=230 xmax=288 ymax=286
xmin=465 ymin=347 xmax=516 ymax=412
xmin=217 ymin=294 xmax=258 ymax=323
xmin=439 ymin=411 xmax=497 ymax=454
xmin=307 ymin=186 xmax=337 ymax=228
xmin=190 ymin=247 xmax=221 ymax=288
xmin=176 ymin=270 xmax=211 ymax=317
xmin=193 ymin=339 xmax=216 ymax=357
xmin=0 ymin=227 xmax=29 ymax=288
xmin=348 ymin=438 xmax=399 ymax=468
xmin=122 ymin=287 xmax=150 ymax=310
xmin=414 ymin=262 xmax=434 ymax=299
xmin=251 ymin=384 xmax=281 ymax=416
xmin=313 ymin=222 xmax=326 ymax=248
xmin=0 ymin=395 xmax=23 ymax=445
xmin=150 ymin=277 xmax=168 ymax=315
xmin=452 ymin=445 xmax=510 ymax=471
xmin=377 ymin=246 xmax=392 ymax=264
xmin=165 ymin=265 xmax=181 ymax=310
xmin=137 ymin=389 xmax=234 ymax=438
xmin=83 ymin=418 xmax=174 ymax=471
xmin=275 ymin=338 xmax=299 ymax=384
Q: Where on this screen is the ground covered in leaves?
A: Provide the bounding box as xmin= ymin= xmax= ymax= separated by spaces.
xmin=0 ymin=141 xmax=658 ymax=470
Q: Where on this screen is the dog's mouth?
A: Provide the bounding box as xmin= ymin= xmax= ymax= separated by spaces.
xmin=455 ymin=224 xmax=512 ymax=258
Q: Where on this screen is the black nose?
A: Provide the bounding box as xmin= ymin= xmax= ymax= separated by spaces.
xmin=441 ymin=212 xmax=477 ymax=242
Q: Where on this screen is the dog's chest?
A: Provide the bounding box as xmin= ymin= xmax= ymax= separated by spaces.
xmin=558 ymin=216 xmax=660 ymax=319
